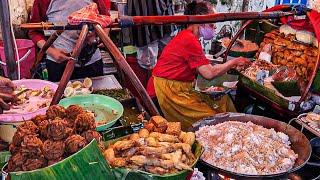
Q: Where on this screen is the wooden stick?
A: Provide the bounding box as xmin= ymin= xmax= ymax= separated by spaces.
xmin=94 ymin=24 xmax=159 ymax=116
xmin=31 ymin=30 xmax=63 ymax=75
xmin=50 ymin=24 xmax=89 ymax=105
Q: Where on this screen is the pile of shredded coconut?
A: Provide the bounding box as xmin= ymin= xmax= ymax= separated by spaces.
xmin=195 ymin=121 xmax=298 ymax=175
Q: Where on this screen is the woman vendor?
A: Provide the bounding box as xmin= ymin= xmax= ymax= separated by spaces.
xmin=28 ymin=0 xmax=110 ymax=82
xmin=147 ymin=1 xmax=251 ymax=130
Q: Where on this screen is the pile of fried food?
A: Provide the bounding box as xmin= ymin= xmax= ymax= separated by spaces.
xmin=7 ymin=105 xmax=103 ymax=172
xmin=302 ymin=112 xmax=320 ymax=129
xmin=242 ymin=59 xmax=277 ymax=80
xmin=257 ymin=29 xmax=318 ymax=80
xmin=6 ymin=86 xmax=55 ymax=114
xmin=196 ymin=121 xmax=298 ymax=175
xmin=103 ymin=116 xmax=197 ymax=175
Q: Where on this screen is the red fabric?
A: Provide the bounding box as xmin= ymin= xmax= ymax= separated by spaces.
xmin=68 ymin=3 xmax=112 ymax=28
xmin=309 ymin=10 xmax=320 ymax=41
xmin=152 ymin=29 xmax=209 ymax=81
xmin=147 ymin=76 xmax=156 ymax=97
xmin=28 ymin=0 xmax=109 ymax=44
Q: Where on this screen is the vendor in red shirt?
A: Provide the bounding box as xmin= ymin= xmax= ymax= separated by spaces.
xmin=29 ymin=0 xmax=110 ymax=82
xmin=147 ymin=1 xmax=251 ymax=130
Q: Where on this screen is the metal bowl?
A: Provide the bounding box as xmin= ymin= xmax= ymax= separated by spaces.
xmin=190 ymin=113 xmax=311 ymax=179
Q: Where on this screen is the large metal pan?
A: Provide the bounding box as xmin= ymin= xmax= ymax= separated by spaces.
xmin=190 ymin=113 xmax=311 ymax=180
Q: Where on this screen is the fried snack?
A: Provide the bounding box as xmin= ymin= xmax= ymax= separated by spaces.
xmin=9 ymin=144 xmax=20 ymax=155
xmin=81 ymin=130 xmax=102 ymax=143
xmin=149 ymin=132 xmax=179 ymax=143
xmin=122 ymin=147 xmax=139 ymax=158
xmin=166 ymin=122 xmax=181 ymax=136
xmin=12 ymin=129 xmax=34 ymax=146
xmin=145 ymin=137 xmax=158 ymax=147
xmin=22 ymin=156 xmax=47 ymax=171
xmin=38 ymin=120 xmax=49 ymax=139
xmin=129 ymin=133 xmax=140 ymax=141
xmin=104 ymin=148 xmax=115 ymax=163
xmin=138 ymin=128 xmax=149 ymax=138
xmin=66 ymin=105 xmax=84 ymax=121
xmin=48 ymin=157 xmax=64 ymax=166
xmin=21 ymin=135 xmax=43 ymax=158
xmin=43 ymin=140 xmax=65 ymax=160
xmin=145 ymin=166 xmax=168 ymax=175
xmin=143 ymin=122 xmax=155 ymax=132
xmin=150 ymin=116 xmax=168 ymax=129
xmin=7 ymin=152 xmax=26 ymax=172
xmin=31 ymin=115 xmax=47 ymax=126
xmin=74 ymin=113 xmax=96 ymax=133
xmin=112 ymin=158 xmax=128 ymax=167
xmin=182 ymin=132 xmax=195 ymax=146
xmin=65 ymin=135 xmax=86 ymax=154
xmin=17 ymin=121 xmax=39 ymax=134
xmin=46 ymin=118 xmax=69 ymax=140
xmin=113 ymin=140 xmax=135 ymax=151
xmin=46 ymin=105 xmax=66 ymax=119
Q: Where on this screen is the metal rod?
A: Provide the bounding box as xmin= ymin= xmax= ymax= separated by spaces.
xmin=51 ymin=24 xmax=89 ymax=105
xmin=0 ymin=0 xmax=18 ymax=79
xmin=31 ymin=30 xmax=63 ymax=74
xmin=94 ymin=24 xmax=159 ymax=116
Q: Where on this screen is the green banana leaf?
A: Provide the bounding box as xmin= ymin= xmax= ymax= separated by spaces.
xmin=104 ymin=136 xmax=204 ymax=180
xmin=3 ymin=140 xmax=115 ymax=180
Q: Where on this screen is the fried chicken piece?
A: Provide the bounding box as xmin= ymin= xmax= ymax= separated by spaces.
xmin=145 ymin=137 xmax=158 ymax=147
xmin=122 ymin=147 xmax=139 ymax=158
xmin=74 ymin=113 xmax=96 ymax=133
xmin=46 ymin=118 xmax=69 ymax=140
xmin=173 ymin=143 xmax=195 ymax=161
xmin=22 ymin=156 xmax=47 ymax=171
xmin=43 ymin=140 xmax=65 ymax=160
xmin=143 ymin=122 xmax=155 ymax=132
xmin=47 ymin=157 xmax=64 ymax=166
xmin=113 ymin=140 xmax=135 ymax=151
xmin=149 ymin=132 xmax=179 ymax=143
xmin=66 ymin=105 xmax=84 ymax=120
xmin=111 ymin=158 xmax=127 ymax=167
xmin=138 ymin=146 xmax=175 ymax=157
xmin=31 ymin=115 xmax=47 ymax=126
xmin=138 ymin=128 xmax=149 ymax=138
xmin=46 ymin=105 xmax=66 ymax=119
xmin=81 ymin=130 xmax=102 ymax=143
xmin=7 ymin=152 xmax=26 ymax=172
xmin=130 ymin=155 xmax=175 ymax=169
xmin=21 ymin=135 xmax=43 ymax=158
xmin=65 ymin=135 xmax=86 ymax=154
xmin=104 ymin=148 xmax=115 ymax=163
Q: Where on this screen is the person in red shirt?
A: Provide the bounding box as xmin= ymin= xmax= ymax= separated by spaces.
xmin=29 ymin=0 xmax=110 ymax=82
xmin=147 ymin=1 xmax=251 ymax=130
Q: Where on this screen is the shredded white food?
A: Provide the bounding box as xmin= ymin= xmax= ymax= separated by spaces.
xmin=195 ymin=121 xmax=298 ymax=175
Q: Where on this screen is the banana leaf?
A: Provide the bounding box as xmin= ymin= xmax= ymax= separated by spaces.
xmin=3 ymin=140 xmax=114 ymax=180
xmin=0 ymin=151 xmax=10 ymax=170
xmin=104 ymin=136 xmax=204 ymax=180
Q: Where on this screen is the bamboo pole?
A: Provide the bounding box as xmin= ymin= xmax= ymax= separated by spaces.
xmin=31 ymin=30 xmax=63 ymax=75
xmin=0 ymin=0 xmax=18 ymax=79
xmin=51 ymin=25 xmax=89 ymax=105
xmin=94 ymin=24 xmax=159 ymax=116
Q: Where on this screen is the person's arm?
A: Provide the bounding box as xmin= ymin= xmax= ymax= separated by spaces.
xmin=197 ymin=57 xmax=251 ymax=80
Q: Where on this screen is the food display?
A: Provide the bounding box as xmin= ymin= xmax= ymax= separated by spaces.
xmin=103 ymin=116 xmax=197 ymax=175
xmin=4 ymin=86 xmax=54 ymax=114
xmin=6 ymin=105 xmax=102 ymax=172
xmin=257 ymin=28 xmax=318 ymax=80
xmin=64 ymin=78 xmax=93 ymax=97
xmin=221 ymin=38 xmax=259 ymax=52
xmin=297 ymin=112 xmax=320 ymax=136
xmin=195 ymin=121 xmax=298 ymax=175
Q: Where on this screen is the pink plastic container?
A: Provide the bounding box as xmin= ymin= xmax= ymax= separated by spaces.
xmin=0 ymin=39 xmax=35 ymax=79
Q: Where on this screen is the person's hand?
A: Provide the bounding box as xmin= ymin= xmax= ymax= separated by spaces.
xmin=0 ymin=77 xmax=15 ymax=114
xmin=232 ymin=57 xmax=251 ymax=67
xmin=47 ymin=47 xmax=70 ymax=63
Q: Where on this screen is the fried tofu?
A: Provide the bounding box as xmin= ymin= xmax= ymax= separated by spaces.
xmin=166 ymin=122 xmax=181 ymax=136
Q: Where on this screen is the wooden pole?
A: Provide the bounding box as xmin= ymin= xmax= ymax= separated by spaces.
xmin=51 ymin=25 xmax=89 ymax=105
xmin=0 ymin=0 xmax=18 ymax=79
xmin=94 ymin=24 xmax=160 ymax=116
xmin=31 ymin=30 xmax=63 ymax=74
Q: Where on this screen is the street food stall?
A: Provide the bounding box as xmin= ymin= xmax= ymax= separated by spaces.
xmin=0 ymin=2 xmax=319 ymax=180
